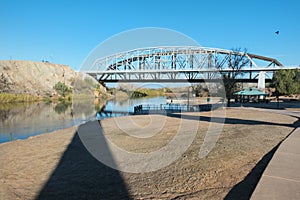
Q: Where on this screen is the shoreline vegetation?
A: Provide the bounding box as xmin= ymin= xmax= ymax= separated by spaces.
xmin=1 ymin=89 xmax=299 ymax=104
xmin=0 ymin=92 xmax=77 ymax=103
xmin=0 ymin=86 xmax=171 ymax=104
xmin=0 ymin=93 xmax=42 ymax=103
xmin=110 ymin=87 xmax=166 ymax=100
xmin=0 ymin=78 xmax=108 ymax=103
xmin=0 ymin=87 xmax=166 ymax=103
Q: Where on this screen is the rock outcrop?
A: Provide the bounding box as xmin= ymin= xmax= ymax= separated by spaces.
xmin=0 ymin=60 xmax=106 ymax=96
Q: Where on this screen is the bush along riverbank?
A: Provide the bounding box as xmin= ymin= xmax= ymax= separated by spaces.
xmin=0 ymin=80 xmax=109 ymax=103
xmin=0 ymin=93 xmax=41 ymax=103
xmin=0 ymin=92 xmax=73 ymax=104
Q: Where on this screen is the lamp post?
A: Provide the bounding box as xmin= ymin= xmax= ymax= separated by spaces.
xmin=187 ymin=86 xmax=190 ymax=110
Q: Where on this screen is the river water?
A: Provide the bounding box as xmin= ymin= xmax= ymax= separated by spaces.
xmin=0 ymin=96 xmax=166 ymax=143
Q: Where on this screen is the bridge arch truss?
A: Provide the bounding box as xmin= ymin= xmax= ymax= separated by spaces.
xmin=84 ymin=46 xmax=283 ymax=83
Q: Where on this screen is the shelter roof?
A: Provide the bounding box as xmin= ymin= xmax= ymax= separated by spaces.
xmin=234 ymin=87 xmax=268 ymax=96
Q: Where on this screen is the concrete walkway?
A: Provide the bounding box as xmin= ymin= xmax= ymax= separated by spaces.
xmin=249 ymin=108 xmax=300 ymax=199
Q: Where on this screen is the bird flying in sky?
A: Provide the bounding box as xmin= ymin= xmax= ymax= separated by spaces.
xmin=275 ymin=31 xmax=279 ymax=35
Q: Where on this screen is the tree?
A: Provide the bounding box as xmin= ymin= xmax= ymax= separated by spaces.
xmin=272 ymin=69 xmax=300 ymax=95
xmin=216 ymin=48 xmax=249 ymax=107
xmin=191 ymin=84 xmax=209 ymax=97
xmin=53 ymin=81 xmax=71 ymax=97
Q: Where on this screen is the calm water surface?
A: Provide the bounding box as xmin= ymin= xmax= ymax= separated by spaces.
xmin=0 ymin=96 xmax=166 ymax=143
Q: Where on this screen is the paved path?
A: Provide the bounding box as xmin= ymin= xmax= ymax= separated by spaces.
xmin=251 ymin=128 xmax=300 ymax=199
xmin=243 ymin=107 xmax=300 ymax=199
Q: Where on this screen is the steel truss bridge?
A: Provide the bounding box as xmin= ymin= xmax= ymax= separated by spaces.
xmin=84 ymin=46 xmax=296 ymax=83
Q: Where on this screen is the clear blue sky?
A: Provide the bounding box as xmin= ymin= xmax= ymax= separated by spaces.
xmin=1 ymin=0 xmax=299 ymax=70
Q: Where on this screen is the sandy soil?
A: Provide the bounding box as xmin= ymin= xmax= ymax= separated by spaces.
xmin=0 ymin=108 xmax=298 ymax=200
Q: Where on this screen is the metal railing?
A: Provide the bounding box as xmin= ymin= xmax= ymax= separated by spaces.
xmin=134 ymin=103 xmax=224 ymax=114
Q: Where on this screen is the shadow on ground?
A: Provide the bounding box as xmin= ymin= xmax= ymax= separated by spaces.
xmin=35 ymin=122 xmax=132 ymax=200
xmin=224 ymin=125 xmax=299 ymax=200
xmin=231 ymin=101 xmax=300 ymax=110
xmin=168 ymin=113 xmax=299 ymax=129
xmin=168 ymin=110 xmax=299 ymax=199
xmin=224 ymin=143 xmax=280 ymax=200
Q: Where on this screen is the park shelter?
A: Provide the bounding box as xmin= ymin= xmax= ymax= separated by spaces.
xmin=234 ymin=87 xmax=268 ymax=103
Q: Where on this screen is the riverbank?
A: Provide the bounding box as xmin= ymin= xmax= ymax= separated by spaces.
xmin=0 ymin=108 xmax=298 ymax=199
xmin=0 ymin=92 xmax=110 ymax=104
xmin=0 ymin=93 xmax=42 ymax=103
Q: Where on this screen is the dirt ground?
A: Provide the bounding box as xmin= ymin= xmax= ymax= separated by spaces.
xmin=0 ymin=108 xmax=298 ymax=200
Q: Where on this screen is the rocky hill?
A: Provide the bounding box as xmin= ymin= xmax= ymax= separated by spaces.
xmin=0 ymin=60 xmax=106 ymax=96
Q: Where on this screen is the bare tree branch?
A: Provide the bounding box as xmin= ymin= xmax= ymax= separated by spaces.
xmin=217 ymin=48 xmax=250 ymax=106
